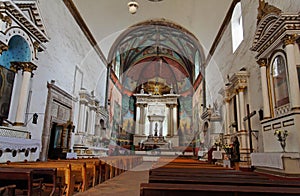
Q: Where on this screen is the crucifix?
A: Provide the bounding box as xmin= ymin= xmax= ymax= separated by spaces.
xmin=243 ymin=104 xmax=256 ymax=153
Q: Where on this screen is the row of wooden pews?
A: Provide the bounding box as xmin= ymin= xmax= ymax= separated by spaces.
xmin=0 ymin=155 xmax=143 ymax=196
xmin=141 ymin=157 xmax=300 ymax=196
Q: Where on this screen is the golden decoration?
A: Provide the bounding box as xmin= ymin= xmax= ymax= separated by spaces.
xmin=283 ymin=34 xmax=297 ymax=46
xmin=257 ymin=0 xmax=282 ymax=24
xmin=257 ymin=58 xmax=267 ymax=67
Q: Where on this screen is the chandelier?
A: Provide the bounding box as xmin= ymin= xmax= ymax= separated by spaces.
xmin=128 ymin=0 xmax=164 ymax=14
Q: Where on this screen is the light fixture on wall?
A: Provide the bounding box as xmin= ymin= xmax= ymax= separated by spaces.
xmin=128 ymin=1 xmax=139 ymax=14
xmin=128 ymin=0 xmax=164 ymax=14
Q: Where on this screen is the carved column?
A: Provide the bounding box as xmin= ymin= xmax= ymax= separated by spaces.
xmin=77 ymin=90 xmax=88 ymax=133
xmin=238 ymin=87 xmax=246 ymax=131
xmin=225 ymin=98 xmax=231 ymax=135
xmin=12 ymin=62 xmax=37 ymax=126
xmin=8 ymin=63 xmax=21 ymax=121
xmin=88 ymin=98 xmax=97 ymax=135
xmin=173 ymin=105 xmax=178 ymax=136
xmin=167 ymin=104 xmax=174 ymax=136
xmin=135 ymin=105 xmax=140 ymax=134
xmin=139 ymin=104 xmax=146 ymax=135
xmin=159 ymin=120 xmax=163 ymax=136
xmin=235 ymin=92 xmax=241 ymax=132
xmin=257 ymin=58 xmax=271 ymax=118
xmin=166 ymin=105 xmax=171 ymax=136
xmin=284 ymin=34 xmax=300 ymax=109
xmin=149 ymin=120 xmax=153 ymax=136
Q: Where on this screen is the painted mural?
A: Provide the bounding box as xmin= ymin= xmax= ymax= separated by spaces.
xmin=121 ymin=95 xmax=135 ymax=134
xmin=178 ymin=95 xmax=193 ymax=146
xmin=0 ymin=66 xmax=15 ymax=120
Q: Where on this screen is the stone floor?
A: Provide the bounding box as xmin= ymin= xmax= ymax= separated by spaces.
xmin=74 ymin=161 xmax=154 ymax=196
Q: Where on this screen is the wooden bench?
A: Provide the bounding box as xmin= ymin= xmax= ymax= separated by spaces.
xmin=140 ymin=183 xmax=300 ymax=196
xmin=0 ymin=167 xmax=46 ymax=196
xmin=1 ymin=163 xmax=73 ymax=196
xmin=0 ymin=184 xmax=16 ymax=196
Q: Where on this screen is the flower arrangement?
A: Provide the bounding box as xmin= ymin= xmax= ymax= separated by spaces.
xmin=274 ymin=129 xmax=288 ymax=152
xmin=274 ymin=129 xmax=288 ymax=141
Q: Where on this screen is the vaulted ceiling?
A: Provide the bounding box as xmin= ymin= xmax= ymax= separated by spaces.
xmin=72 ymin=0 xmax=233 ymax=58
xmin=67 ymin=0 xmax=234 ymax=95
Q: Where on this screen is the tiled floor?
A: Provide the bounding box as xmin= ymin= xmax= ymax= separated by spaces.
xmin=74 ymin=162 xmax=154 ymax=196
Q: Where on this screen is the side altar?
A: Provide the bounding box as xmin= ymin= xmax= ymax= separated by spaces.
xmin=133 ymin=90 xmax=180 ymax=149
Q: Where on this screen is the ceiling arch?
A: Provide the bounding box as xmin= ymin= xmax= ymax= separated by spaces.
xmin=108 ymin=19 xmax=205 ymax=95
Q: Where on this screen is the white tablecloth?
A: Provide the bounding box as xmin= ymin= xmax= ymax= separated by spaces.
xmin=212 ymin=151 xmax=223 ymax=159
xmin=0 ymin=136 xmax=40 ymax=150
xmin=250 ymin=152 xmax=300 ymax=169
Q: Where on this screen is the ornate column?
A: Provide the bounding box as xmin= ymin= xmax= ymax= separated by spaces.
xmin=77 ymin=90 xmax=88 ymax=133
xmin=159 ymin=120 xmax=163 ymax=136
xmin=149 ymin=120 xmax=153 ymax=136
xmin=8 ymin=63 xmax=21 ymax=121
xmin=12 ymin=62 xmax=37 ymax=126
xmin=225 ymin=98 xmax=231 ymax=135
xmin=139 ymin=104 xmax=146 ymax=135
xmin=167 ymin=104 xmax=174 ymax=136
xmin=88 ymin=98 xmax=97 ymax=135
xmin=173 ymin=105 xmax=178 ymax=136
xmin=257 ymin=58 xmax=271 ymax=118
xmin=166 ymin=105 xmax=171 ymax=136
xmin=135 ymin=105 xmax=140 ymax=134
xmin=284 ymin=34 xmax=300 ymax=109
xmin=238 ymin=87 xmax=246 ymax=131
xmin=235 ymin=92 xmax=241 ymax=132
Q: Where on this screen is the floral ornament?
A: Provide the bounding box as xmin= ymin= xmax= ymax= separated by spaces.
xmin=274 ymin=129 xmax=288 ymax=152
xmin=274 ymin=129 xmax=288 ymax=142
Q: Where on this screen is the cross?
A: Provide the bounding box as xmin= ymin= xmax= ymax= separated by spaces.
xmin=243 ymin=104 xmax=256 ymax=153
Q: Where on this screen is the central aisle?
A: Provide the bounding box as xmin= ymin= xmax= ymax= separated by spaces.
xmin=74 ymin=161 xmax=153 ymax=196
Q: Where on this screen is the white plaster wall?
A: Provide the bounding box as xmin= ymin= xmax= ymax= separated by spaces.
xmin=26 ymin=0 xmax=107 ymax=143
xmin=205 ymin=0 xmax=300 ymax=152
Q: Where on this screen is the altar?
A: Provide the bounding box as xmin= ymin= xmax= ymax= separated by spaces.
xmin=251 ymin=152 xmax=300 ymax=175
xmin=133 ymin=90 xmax=180 ymax=147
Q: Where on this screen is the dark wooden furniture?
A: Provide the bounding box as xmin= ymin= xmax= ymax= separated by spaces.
xmin=0 ymin=167 xmax=57 ymax=196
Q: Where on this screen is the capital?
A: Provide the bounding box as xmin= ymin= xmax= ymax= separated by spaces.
xmin=257 ymin=58 xmax=267 ymax=67
xmin=283 ymin=34 xmax=297 ymax=46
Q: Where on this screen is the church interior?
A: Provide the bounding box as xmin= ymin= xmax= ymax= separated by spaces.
xmin=0 ymin=0 xmax=300 ymax=195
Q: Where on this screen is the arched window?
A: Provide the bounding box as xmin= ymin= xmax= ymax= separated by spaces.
xmin=231 ymin=2 xmax=243 ymax=52
xmin=194 ymin=50 xmax=201 ymax=80
xmin=271 ymin=54 xmax=289 ymax=108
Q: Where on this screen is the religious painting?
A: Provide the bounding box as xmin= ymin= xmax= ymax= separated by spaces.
xmin=178 ymin=96 xmax=193 ymax=146
xmin=122 ymin=95 xmax=135 ymax=134
xmin=0 ymin=66 xmax=15 ymax=119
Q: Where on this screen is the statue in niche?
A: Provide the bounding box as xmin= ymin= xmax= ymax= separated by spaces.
xmin=154 ymin=122 xmax=158 ymax=136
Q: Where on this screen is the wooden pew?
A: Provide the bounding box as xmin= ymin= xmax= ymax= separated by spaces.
xmin=145 ymin=157 xmax=300 ymax=196
xmin=1 ymin=163 xmax=74 ymax=196
xmin=140 ymin=183 xmax=300 ymax=196
xmin=0 ymin=184 xmax=16 ymax=196
xmin=48 ymin=159 xmax=99 ymax=187
xmin=8 ymin=161 xmax=87 ymax=192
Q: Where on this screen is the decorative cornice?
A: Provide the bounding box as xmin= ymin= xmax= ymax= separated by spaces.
xmin=0 ymin=0 xmax=49 ymax=43
xmin=257 ymin=0 xmax=282 ymax=25
xmin=251 ymin=11 xmax=300 ymax=58
xmin=224 ymin=70 xmax=249 ymax=99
